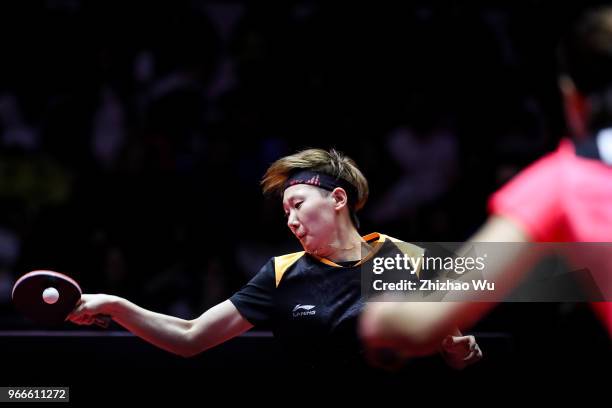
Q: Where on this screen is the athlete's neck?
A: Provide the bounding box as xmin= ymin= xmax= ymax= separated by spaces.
xmin=324 ymin=216 xmax=370 ymax=263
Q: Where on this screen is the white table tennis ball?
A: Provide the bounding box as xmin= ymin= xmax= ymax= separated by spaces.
xmin=42 ymin=287 xmax=59 ymax=304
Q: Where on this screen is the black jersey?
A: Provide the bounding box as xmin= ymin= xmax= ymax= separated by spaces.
xmin=229 ymin=233 xmax=424 ymax=370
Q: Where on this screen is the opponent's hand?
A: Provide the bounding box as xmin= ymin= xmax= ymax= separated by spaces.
xmin=439 ymin=335 xmax=483 ymax=370
xmin=360 ymin=301 xmax=449 ymax=357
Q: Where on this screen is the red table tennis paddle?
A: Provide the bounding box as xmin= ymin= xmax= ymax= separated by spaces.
xmin=12 ymin=270 xmax=109 ymax=327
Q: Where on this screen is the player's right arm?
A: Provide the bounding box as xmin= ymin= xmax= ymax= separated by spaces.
xmin=69 ymin=295 xmax=253 ymax=357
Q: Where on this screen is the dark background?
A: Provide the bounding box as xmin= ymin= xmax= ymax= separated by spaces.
xmin=0 ymin=1 xmax=608 ymax=398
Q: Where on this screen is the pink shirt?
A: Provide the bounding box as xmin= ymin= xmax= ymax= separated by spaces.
xmin=488 ymin=139 xmax=612 ymax=335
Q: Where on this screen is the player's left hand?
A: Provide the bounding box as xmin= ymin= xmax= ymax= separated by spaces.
xmin=439 ymin=335 xmax=483 ymax=370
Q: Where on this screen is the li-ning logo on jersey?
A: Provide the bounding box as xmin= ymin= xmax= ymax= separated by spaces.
xmin=292 ymin=304 xmax=316 ymax=317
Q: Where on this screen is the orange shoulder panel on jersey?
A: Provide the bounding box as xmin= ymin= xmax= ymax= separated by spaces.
xmin=380 ymin=234 xmax=426 ymax=277
xmin=274 ymin=251 xmax=305 ymax=287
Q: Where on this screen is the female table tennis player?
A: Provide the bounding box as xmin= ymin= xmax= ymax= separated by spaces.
xmin=68 ymin=148 xmax=482 ymax=372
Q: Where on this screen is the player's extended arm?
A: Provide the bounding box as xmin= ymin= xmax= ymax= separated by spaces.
xmin=69 ymin=296 xmax=253 ymax=357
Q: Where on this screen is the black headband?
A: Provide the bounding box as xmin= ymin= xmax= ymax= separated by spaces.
xmin=284 ymin=170 xmax=357 ymax=203
xmin=283 ymin=170 xmax=361 ymax=228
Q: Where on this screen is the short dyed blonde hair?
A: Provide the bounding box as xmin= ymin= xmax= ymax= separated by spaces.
xmin=261 ymin=148 xmax=369 ymax=211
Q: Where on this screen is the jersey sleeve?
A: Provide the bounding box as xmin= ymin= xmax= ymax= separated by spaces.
xmin=488 ymin=152 xmax=564 ymax=241
xmin=229 ymin=258 xmax=276 ymax=326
